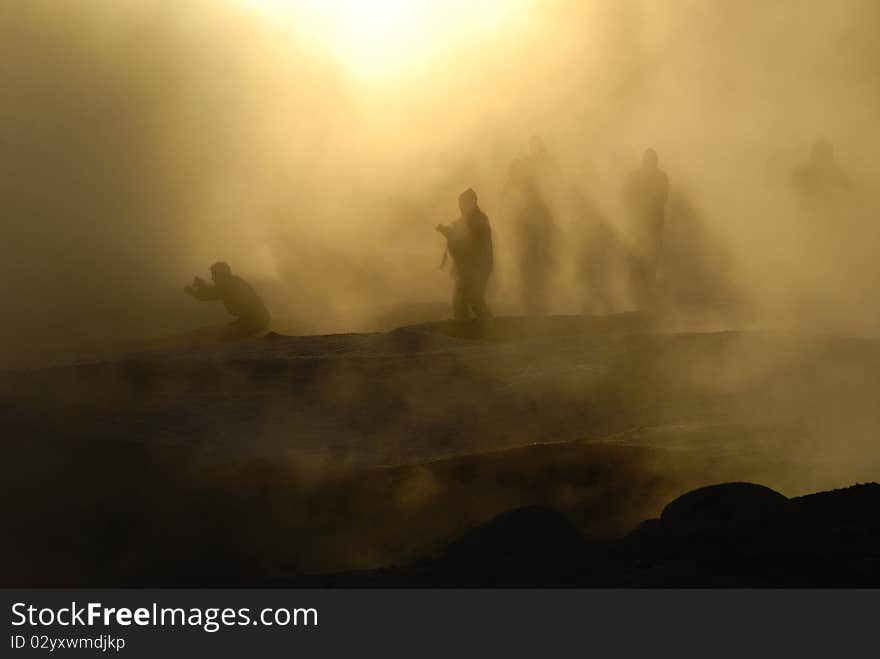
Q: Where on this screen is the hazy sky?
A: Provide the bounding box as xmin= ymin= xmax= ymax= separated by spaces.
xmin=2 ymin=0 xmax=880 ymax=364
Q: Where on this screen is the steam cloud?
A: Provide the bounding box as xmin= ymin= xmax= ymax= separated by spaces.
xmin=2 ymin=0 xmax=880 ymax=367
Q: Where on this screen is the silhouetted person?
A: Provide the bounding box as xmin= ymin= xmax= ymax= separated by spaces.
xmin=523 ymin=136 xmax=560 ymax=186
xmin=185 ymin=262 xmax=270 ymax=339
xmin=436 ymin=189 xmax=493 ymax=321
xmin=504 ymin=137 xmax=559 ymax=316
xmin=573 ymin=187 xmax=621 ymax=315
xmin=622 ymin=148 xmax=669 ymax=308
xmin=792 ymin=139 xmax=849 ymax=202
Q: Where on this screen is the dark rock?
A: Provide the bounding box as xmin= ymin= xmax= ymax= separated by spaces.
xmin=661 ymin=482 xmax=789 ymax=528
xmin=437 ymin=505 xmax=588 ymax=579
xmin=278 ymin=481 xmax=880 ymax=587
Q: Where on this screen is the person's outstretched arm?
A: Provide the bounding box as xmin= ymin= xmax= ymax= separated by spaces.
xmin=184 ymin=277 xmax=221 ymax=301
xmin=435 ymin=224 xmax=453 ymax=239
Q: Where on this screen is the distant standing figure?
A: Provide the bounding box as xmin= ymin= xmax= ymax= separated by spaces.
xmin=436 ymin=189 xmax=494 ymax=321
xmin=505 ymin=137 xmax=559 ymax=317
xmin=792 ymin=139 xmax=849 ymax=202
xmin=622 ymin=148 xmax=669 ymax=308
xmin=573 ymin=187 xmax=620 ymax=316
xmin=185 ymin=262 xmax=270 ymax=339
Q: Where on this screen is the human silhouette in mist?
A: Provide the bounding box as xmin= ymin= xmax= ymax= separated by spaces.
xmin=184 ymin=262 xmax=270 ymax=339
xmin=622 ymin=148 xmax=669 ymax=309
xmin=504 ymin=137 xmax=559 ymax=316
xmin=573 ymin=187 xmax=621 ymax=315
xmin=436 ymin=189 xmax=493 ymax=321
xmin=792 ymin=139 xmax=849 ymax=202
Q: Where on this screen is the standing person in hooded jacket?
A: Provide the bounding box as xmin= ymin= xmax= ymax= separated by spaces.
xmin=436 ymin=188 xmax=494 ymax=321
xmin=622 ymin=148 xmax=669 ymax=308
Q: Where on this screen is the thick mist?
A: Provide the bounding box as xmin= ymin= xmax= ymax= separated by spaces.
xmin=3 ymin=0 xmax=880 ymax=367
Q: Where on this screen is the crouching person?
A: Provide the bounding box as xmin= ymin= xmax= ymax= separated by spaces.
xmin=185 ymin=261 xmax=270 ymax=339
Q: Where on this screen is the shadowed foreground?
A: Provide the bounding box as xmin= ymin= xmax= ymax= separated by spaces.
xmin=2 ymin=315 xmax=879 ymax=586
xmin=290 ymin=481 xmax=880 ymax=587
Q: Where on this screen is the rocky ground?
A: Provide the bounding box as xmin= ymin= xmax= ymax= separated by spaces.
xmin=2 ymin=315 xmax=878 ymax=586
xmin=290 ymin=481 xmax=880 ymax=587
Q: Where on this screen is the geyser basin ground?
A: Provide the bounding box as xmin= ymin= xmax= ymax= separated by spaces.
xmin=2 ymin=315 xmax=878 ymax=585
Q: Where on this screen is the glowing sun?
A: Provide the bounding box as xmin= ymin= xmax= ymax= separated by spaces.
xmin=239 ymin=0 xmax=534 ymax=79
